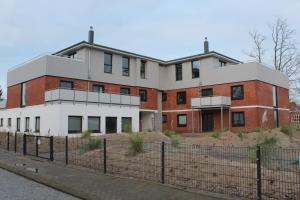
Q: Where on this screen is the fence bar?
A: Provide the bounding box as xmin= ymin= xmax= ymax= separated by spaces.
xmin=161 ymin=141 xmax=165 ymax=184
xmin=7 ymin=132 xmax=9 ymax=151
xmin=256 ymin=145 xmax=262 ymax=200
xmin=36 ymin=136 xmax=39 ymax=157
xmin=65 ymin=136 xmax=68 ymax=165
xmin=23 ymin=134 xmax=27 ymax=156
xmin=50 ymin=136 xmax=53 ymax=161
xmin=103 ymin=138 xmax=107 ymax=174
xmin=14 ymin=132 xmax=17 ymax=153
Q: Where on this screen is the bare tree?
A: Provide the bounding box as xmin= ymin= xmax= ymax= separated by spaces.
xmin=247 ymin=30 xmax=266 ymax=63
xmin=0 ymin=86 xmax=2 ymax=100
xmin=271 ymin=18 xmax=300 ymax=79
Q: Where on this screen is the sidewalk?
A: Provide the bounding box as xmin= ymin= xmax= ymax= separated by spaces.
xmin=0 ymin=150 xmax=232 ymax=200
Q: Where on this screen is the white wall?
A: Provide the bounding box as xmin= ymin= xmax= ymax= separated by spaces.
xmin=0 ymin=103 xmax=139 ymax=136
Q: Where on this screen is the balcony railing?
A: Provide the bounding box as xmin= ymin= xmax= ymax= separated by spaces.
xmin=45 ymin=88 xmax=140 ymax=106
xmin=191 ymin=96 xmax=231 ymax=108
xmin=0 ymin=99 xmax=6 ymax=109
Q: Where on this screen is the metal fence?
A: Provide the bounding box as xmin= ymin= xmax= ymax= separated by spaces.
xmin=0 ymin=132 xmax=299 ymax=200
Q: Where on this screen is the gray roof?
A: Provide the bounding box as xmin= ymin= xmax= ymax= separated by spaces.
xmin=53 ymin=41 xmax=241 ymax=65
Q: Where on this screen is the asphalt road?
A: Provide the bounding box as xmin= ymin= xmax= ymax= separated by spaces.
xmin=0 ymin=168 xmax=80 ymax=200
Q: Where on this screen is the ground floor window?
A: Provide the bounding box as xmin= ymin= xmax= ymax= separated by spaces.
xmin=35 ymin=117 xmax=40 ymax=133
xmin=106 ymin=117 xmax=117 ymax=133
xmin=7 ymin=118 xmax=11 ymax=127
xmin=232 ymin=112 xmax=245 ymax=127
xmin=0 ymin=118 xmax=3 ymax=127
xmin=16 ymin=118 xmax=20 ymax=132
xmin=177 ymin=114 xmax=187 ymax=127
xmin=25 ymin=117 xmax=30 ymax=132
xmin=68 ymin=116 xmax=82 ymax=134
xmin=122 ymin=117 xmax=132 ymax=132
xmin=88 ymin=116 xmax=100 ymax=133
xmin=274 ymin=109 xmax=279 ymax=128
xmin=162 ymin=115 xmax=167 ymax=123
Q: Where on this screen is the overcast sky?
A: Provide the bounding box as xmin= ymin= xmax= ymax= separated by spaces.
xmin=1 ymin=0 xmax=299 ymax=96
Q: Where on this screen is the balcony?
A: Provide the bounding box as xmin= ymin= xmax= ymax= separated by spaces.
xmin=45 ymin=89 xmax=140 ymax=106
xmin=0 ymin=100 xmax=6 ymax=109
xmin=191 ymin=96 xmax=231 ymax=108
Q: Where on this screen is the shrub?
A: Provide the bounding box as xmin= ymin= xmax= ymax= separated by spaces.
xmin=211 ymin=131 xmax=221 ymax=139
xmin=80 ymin=138 xmax=102 ymax=154
xmin=129 ymin=134 xmax=144 ymax=155
xmin=163 ymin=130 xmax=176 ymax=138
xmin=81 ymin=130 xmax=91 ymax=139
xmin=147 ymin=129 xmax=152 ymax=132
xmin=251 ymin=128 xmax=261 ymax=133
xmin=280 ymin=125 xmax=295 ymax=136
xmin=237 ymin=132 xmax=244 ymax=141
xmin=170 ymin=134 xmax=180 ymax=147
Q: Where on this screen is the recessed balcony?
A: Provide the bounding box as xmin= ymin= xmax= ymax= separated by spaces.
xmin=0 ymin=100 xmax=6 ymax=109
xmin=45 ymin=88 xmax=140 ymax=106
xmin=191 ymin=96 xmax=231 ymax=108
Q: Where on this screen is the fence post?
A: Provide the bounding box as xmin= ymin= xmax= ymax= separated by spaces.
xmin=7 ymin=132 xmax=9 ymax=151
xmin=50 ymin=136 xmax=53 ymax=161
xmin=14 ymin=132 xmax=17 ymax=153
xmin=23 ymin=134 xmax=27 ymax=156
xmin=36 ymin=136 xmax=39 ymax=157
xmin=65 ymin=136 xmax=68 ymax=165
xmin=103 ymin=138 xmax=107 ymax=174
xmin=161 ymin=141 xmax=165 ymax=184
xmin=256 ymin=145 xmax=262 ymax=200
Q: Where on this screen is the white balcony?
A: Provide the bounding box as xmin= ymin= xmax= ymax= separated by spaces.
xmin=191 ymin=96 xmax=231 ymax=108
xmin=45 ymin=89 xmax=140 ymax=106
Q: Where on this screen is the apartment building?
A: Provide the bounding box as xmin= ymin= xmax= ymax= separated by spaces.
xmin=0 ymin=28 xmax=290 ymax=136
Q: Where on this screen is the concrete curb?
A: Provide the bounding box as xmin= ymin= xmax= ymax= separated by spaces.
xmin=0 ymin=162 xmax=99 ymax=200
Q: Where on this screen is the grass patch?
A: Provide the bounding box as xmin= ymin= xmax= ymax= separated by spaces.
xmin=163 ymin=130 xmax=176 ymax=137
xmin=280 ymin=124 xmax=297 ymax=137
xmin=81 ymin=130 xmax=91 ymax=139
xmin=80 ymin=138 xmax=102 ymax=154
xmin=211 ymin=131 xmax=221 ymax=139
xmin=251 ymin=128 xmax=261 ymax=133
xmin=129 ymin=134 xmax=144 ymax=155
xmin=164 ymin=130 xmax=180 ymax=147
xmin=249 ymin=133 xmax=278 ymax=168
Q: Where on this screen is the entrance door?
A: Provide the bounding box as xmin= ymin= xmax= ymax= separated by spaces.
xmin=202 ymin=112 xmax=214 ymax=132
xmin=106 ymin=117 xmax=117 ymax=133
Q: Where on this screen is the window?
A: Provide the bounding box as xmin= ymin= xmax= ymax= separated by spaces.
xmin=120 ymin=87 xmax=131 ymax=95
xmin=219 ymin=60 xmax=227 ymax=67
xmin=35 ymin=117 xmax=40 ymax=132
xmin=140 ymin=60 xmax=146 ymax=79
xmin=88 ymin=116 xmax=100 ymax=133
xmin=104 ymin=53 xmax=112 ymax=73
xmin=8 ymin=118 xmax=11 ymax=127
xmin=60 ymin=80 xmax=73 ymax=89
xmin=201 ymin=88 xmax=213 ymax=97
xmin=177 ymin=91 xmax=186 ymax=104
xmin=162 ymin=92 xmax=167 ymax=102
xmin=272 ymin=85 xmax=278 ymax=107
xmin=68 ymin=116 xmax=82 ymax=134
xmin=21 ymin=82 xmax=26 ymax=107
xmin=162 ymin=115 xmax=167 ymax=123
xmin=177 ymin=114 xmax=187 ymax=127
xmin=192 ymin=60 xmax=200 ymax=78
xmin=175 ymin=63 xmax=183 ymax=81
xmin=92 ymin=84 xmax=105 ymax=93
xmin=274 ymin=109 xmax=279 ymax=128
xmin=25 ymin=117 xmax=30 ymax=132
xmin=67 ymin=52 xmax=77 ymax=59
xmin=232 ymin=112 xmax=245 ymax=127
xmin=122 ymin=117 xmax=132 ymax=132
xmin=16 ymin=118 xmax=20 ymax=132
xmin=139 ymin=89 xmax=147 ymax=102
xmin=122 ymin=57 xmax=130 ymax=76
xmin=0 ymin=118 xmax=3 ymax=127
xmin=231 ymin=85 xmax=244 ymax=100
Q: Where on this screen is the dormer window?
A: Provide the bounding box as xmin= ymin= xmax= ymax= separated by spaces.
xmin=219 ymin=60 xmax=227 ymax=67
